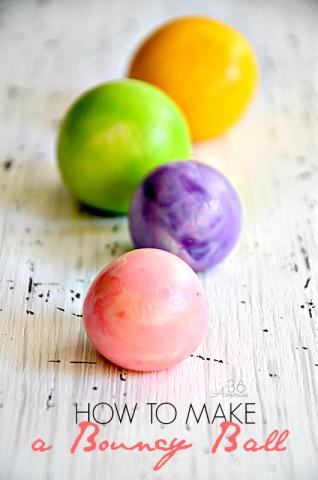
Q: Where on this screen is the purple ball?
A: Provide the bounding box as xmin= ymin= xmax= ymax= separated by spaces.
xmin=128 ymin=161 xmax=242 ymax=271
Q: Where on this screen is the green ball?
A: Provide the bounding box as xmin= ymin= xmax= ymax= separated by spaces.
xmin=57 ymin=79 xmax=191 ymax=213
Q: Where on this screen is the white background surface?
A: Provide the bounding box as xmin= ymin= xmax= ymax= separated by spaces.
xmin=0 ymin=0 xmax=318 ymax=479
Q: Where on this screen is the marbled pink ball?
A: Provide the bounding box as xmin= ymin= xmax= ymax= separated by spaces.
xmin=83 ymin=248 xmax=208 ymax=371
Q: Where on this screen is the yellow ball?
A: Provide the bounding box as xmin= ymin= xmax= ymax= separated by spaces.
xmin=128 ymin=16 xmax=259 ymax=140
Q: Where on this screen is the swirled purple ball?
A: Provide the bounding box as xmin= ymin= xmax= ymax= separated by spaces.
xmin=128 ymin=161 xmax=242 ymax=271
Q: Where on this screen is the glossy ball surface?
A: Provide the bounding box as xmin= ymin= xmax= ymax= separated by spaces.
xmin=129 ymin=161 xmax=242 ymax=271
xmin=128 ymin=16 xmax=259 ymax=140
xmin=57 ymin=79 xmax=191 ymax=213
xmin=83 ymin=249 xmax=208 ymax=371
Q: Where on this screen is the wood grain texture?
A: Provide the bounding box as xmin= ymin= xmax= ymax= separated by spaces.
xmin=0 ymin=0 xmax=318 ymax=478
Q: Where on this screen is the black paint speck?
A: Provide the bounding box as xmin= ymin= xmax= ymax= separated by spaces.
xmin=262 ymin=329 xmax=269 ymax=333
xmin=46 ymin=392 xmax=55 ymax=409
xmin=304 ymin=278 xmax=311 ymax=289
xmin=69 ymin=361 xmax=96 ymax=365
xmin=190 ymin=354 xmax=219 ymax=362
xmin=3 ymin=158 xmax=13 ymax=170
xmin=300 ymin=246 xmax=311 ymax=271
xmin=27 ymin=277 xmax=33 ymax=294
xmin=26 ymin=310 xmax=34 ymax=315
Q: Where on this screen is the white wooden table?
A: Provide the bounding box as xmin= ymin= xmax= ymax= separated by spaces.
xmin=0 ymin=0 xmax=318 ymax=478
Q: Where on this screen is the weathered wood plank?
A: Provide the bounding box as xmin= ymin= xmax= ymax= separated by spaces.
xmin=0 ymin=0 xmax=317 ymax=478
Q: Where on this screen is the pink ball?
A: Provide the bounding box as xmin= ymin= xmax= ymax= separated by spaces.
xmin=83 ymin=248 xmax=208 ymax=371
